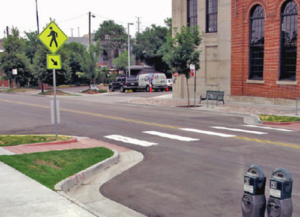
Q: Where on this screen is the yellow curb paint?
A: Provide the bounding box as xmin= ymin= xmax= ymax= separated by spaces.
xmin=1 ymin=99 xmax=299 ymax=149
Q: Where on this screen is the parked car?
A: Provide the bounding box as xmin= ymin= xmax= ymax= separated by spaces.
xmin=167 ymin=79 xmax=172 ymax=90
xmin=109 ymin=76 xmax=138 ymax=92
xmin=136 ymin=73 xmax=167 ymax=92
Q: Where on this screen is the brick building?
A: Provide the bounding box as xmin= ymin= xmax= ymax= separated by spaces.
xmin=232 ymin=0 xmax=300 ymax=103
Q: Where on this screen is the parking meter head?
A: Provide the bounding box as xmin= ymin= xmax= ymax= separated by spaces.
xmin=244 ymin=164 xmax=266 ymax=195
xmin=270 ymin=168 xmax=293 ymax=200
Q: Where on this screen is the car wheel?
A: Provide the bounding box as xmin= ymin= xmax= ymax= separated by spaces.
xmin=146 ymin=85 xmax=150 ymax=92
xmin=120 ymin=86 xmax=125 ymax=93
xmin=132 ymin=89 xmax=137 ymax=92
xmin=109 ymin=86 xmax=114 ymax=92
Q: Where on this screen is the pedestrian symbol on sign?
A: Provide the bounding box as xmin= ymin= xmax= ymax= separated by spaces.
xmin=48 ymin=27 xmax=58 ymax=48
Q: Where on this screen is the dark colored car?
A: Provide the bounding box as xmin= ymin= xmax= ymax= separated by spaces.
xmin=109 ymin=76 xmax=138 ymax=92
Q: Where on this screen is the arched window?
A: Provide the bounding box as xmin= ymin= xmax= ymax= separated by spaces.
xmin=249 ymin=5 xmax=265 ymax=80
xmin=280 ymin=0 xmax=298 ymax=80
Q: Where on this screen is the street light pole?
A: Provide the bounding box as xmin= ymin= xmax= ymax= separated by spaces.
xmin=127 ymin=23 xmax=134 ymax=76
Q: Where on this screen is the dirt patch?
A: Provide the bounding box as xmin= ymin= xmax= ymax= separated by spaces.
xmin=82 ymin=89 xmax=99 ymax=94
xmin=41 ymin=90 xmax=71 ymax=96
xmin=34 ymin=159 xmax=61 ymax=170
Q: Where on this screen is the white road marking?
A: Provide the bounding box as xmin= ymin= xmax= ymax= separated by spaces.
xmin=143 ymin=131 xmax=199 ymax=142
xmin=242 ymin=125 xmax=295 ymax=132
xmin=211 ymin=126 xmax=268 ymax=135
xmin=104 ymin=135 xmax=158 ymax=147
xmin=179 ymin=128 xmax=235 ymax=138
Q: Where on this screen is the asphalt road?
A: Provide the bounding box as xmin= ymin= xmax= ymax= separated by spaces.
xmin=0 ymin=92 xmax=300 ymax=217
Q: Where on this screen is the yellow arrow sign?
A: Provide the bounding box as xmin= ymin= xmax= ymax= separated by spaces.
xmin=47 ymin=54 xmax=61 ymax=70
xmin=38 ymin=21 xmax=68 ymax=54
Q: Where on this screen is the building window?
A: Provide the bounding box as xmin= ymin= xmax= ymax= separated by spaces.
xmin=249 ymin=5 xmax=265 ymax=80
xmin=280 ymin=0 xmax=298 ymax=81
xmin=187 ymin=0 xmax=197 ymax=27
xmin=206 ymin=0 xmax=218 ymax=33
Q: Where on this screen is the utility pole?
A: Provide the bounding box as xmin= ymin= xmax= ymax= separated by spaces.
xmin=71 ymin=28 xmax=73 ymax=37
xmin=78 ymin=27 xmax=80 ymax=37
xmin=6 ymin=26 xmax=9 ymax=37
xmin=89 ymin=12 xmax=91 ymax=45
xmin=89 ymin=12 xmax=95 ymax=45
xmin=128 ymin=23 xmax=134 ymax=76
xmin=136 ymin=17 xmax=141 ymax=33
xmin=35 ymin=0 xmax=40 ymax=34
xmin=35 ymin=0 xmax=44 ymax=92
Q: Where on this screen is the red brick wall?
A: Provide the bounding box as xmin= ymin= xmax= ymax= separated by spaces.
xmin=0 ymin=80 xmax=10 ymax=88
xmin=231 ymin=0 xmax=300 ymax=99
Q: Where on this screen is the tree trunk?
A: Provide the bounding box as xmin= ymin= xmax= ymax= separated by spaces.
xmin=186 ymin=76 xmax=190 ymax=107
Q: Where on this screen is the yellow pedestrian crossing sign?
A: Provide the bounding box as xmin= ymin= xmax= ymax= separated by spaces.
xmin=47 ymin=54 xmax=61 ymax=70
xmin=38 ymin=21 xmax=68 ymax=54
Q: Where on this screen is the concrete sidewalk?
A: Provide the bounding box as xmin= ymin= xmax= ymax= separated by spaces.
xmin=0 ymin=138 xmax=144 ymax=217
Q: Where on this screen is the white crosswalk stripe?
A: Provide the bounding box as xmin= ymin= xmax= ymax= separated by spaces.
xmin=179 ymin=128 xmax=236 ymax=137
xmin=210 ymin=126 xmax=268 ymax=135
xmin=104 ymin=135 xmax=157 ymax=147
xmin=143 ymin=131 xmax=199 ymax=142
xmin=242 ymin=125 xmax=295 ymax=132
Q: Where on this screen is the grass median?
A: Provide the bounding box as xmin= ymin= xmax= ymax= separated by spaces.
xmin=0 ymin=147 xmax=114 ymax=190
xmin=0 ymin=135 xmax=71 ymax=147
xmin=259 ymin=115 xmax=300 ymax=123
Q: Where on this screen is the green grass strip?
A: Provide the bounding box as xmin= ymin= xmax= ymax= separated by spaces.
xmin=0 ymin=135 xmax=71 ymax=147
xmin=0 ymin=147 xmax=113 ymax=190
xmin=259 ymin=114 xmax=300 ymax=123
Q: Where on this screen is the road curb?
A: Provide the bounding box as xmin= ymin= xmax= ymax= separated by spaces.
xmin=263 ymin=121 xmax=300 ymax=125
xmin=19 ymin=137 xmax=78 ymax=147
xmin=244 ymin=114 xmax=263 ymax=125
xmin=54 ymin=150 xmax=119 ymax=192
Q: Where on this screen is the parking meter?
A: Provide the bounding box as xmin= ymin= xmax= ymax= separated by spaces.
xmin=242 ymin=164 xmax=266 ymax=217
xmin=267 ymin=168 xmax=293 ymax=217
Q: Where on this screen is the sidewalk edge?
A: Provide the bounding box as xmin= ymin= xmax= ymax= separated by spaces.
xmin=54 ymin=150 xmax=119 ymax=192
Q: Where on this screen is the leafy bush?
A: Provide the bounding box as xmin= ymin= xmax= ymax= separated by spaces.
xmin=98 ymin=89 xmax=107 ymax=93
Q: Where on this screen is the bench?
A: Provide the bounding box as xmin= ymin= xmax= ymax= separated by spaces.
xmin=199 ymin=90 xmax=225 ymax=105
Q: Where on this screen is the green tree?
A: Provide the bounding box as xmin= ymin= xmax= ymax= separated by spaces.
xmin=133 ymin=18 xmax=171 ymax=73
xmin=64 ymin=42 xmax=86 ymax=83
xmin=94 ymin=20 xmax=127 ymax=68
xmin=24 ymin=31 xmax=39 ymax=64
xmin=163 ymin=26 xmax=203 ymax=106
xmin=112 ymin=51 xmax=134 ymax=71
xmin=81 ymin=41 xmax=101 ymax=84
xmin=31 ymin=44 xmax=71 ymax=86
xmin=0 ymin=27 xmax=31 ymax=87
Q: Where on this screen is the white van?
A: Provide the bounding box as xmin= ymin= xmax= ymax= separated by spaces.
xmin=136 ymin=73 xmax=167 ymax=92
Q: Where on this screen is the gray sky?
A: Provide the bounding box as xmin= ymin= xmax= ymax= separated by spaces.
xmin=1 ymin=0 xmax=171 ymax=39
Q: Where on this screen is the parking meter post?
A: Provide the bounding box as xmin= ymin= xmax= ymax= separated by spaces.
xmin=267 ymin=168 xmax=293 ymax=217
xmin=242 ymin=164 xmax=266 ymax=217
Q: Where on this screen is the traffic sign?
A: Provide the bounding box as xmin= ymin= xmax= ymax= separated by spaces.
xmin=47 ymin=54 xmax=61 ymax=70
xmin=38 ymin=21 xmax=68 ymax=54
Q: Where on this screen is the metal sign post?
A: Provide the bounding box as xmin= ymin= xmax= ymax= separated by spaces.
xmin=53 ymin=69 xmax=58 ymax=139
xmin=190 ymin=64 xmax=196 ymax=107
